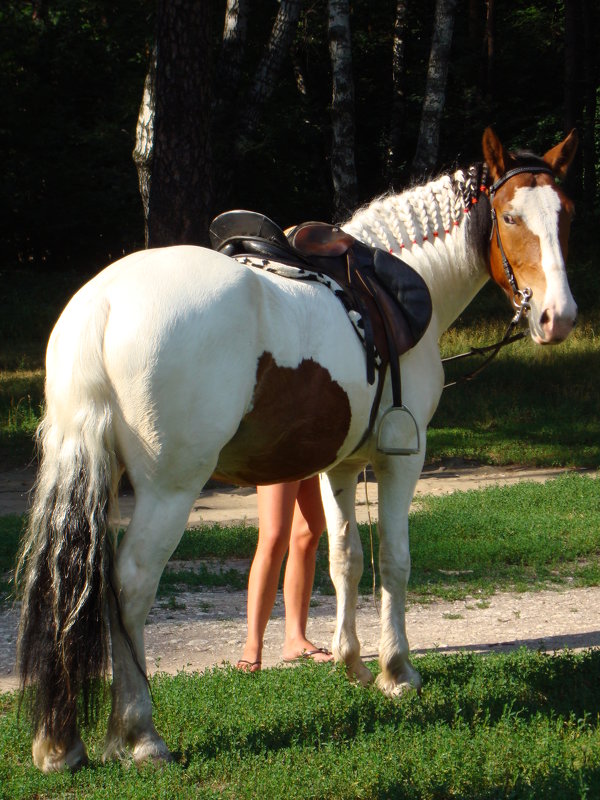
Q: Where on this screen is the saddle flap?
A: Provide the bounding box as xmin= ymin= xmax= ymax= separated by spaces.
xmin=288 ymin=221 xmax=356 ymax=257
xmin=372 ymin=249 xmax=432 ymax=345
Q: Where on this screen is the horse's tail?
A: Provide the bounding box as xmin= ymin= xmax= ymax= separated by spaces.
xmin=16 ymin=295 xmax=117 ymax=742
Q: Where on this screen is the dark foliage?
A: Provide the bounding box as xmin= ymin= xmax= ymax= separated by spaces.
xmin=1 ymin=0 xmax=597 ymax=277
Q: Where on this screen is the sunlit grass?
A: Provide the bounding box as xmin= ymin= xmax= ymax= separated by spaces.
xmin=3 ymin=474 xmax=599 ymax=605
xmin=429 ymin=315 xmax=600 ymax=467
xmin=2 ymin=650 xmax=600 ymax=798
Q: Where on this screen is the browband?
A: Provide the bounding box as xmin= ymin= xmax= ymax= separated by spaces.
xmin=490 ymin=165 xmax=555 ymax=196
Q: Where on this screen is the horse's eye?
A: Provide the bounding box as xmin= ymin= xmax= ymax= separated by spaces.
xmin=502 ymin=213 xmax=516 ymax=225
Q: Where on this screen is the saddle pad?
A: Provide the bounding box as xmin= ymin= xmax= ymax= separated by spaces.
xmin=233 ymin=254 xmax=382 ymax=370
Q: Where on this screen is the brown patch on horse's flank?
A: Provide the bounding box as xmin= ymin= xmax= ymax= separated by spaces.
xmin=213 ymin=352 xmax=352 ymax=485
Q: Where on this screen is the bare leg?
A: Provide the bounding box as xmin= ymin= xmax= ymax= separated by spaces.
xmin=282 ymin=476 xmax=332 ymax=662
xmin=238 ymin=482 xmax=299 ymax=669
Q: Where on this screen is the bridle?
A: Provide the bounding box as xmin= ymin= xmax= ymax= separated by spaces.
xmin=443 ymin=164 xmax=556 ymax=388
xmin=489 ymin=164 xmax=555 ymax=317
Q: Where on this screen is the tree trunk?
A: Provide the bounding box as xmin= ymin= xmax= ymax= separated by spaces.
xmin=581 ymin=0 xmax=597 ymax=208
xmin=147 ymin=0 xmax=214 ymax=248
xmin=216 ymin=0 xmax=249 ymax=114
xmin=411 ymin=0 xmax=457 ymax=178
xmin=132 ymin=47 xmax=156 ymax=248
xmin=328 ymin=0 xmax=358 ymax=220
xmin=238 ymin=0 xmax=303 ymax=145
xmin=563 ymin=0 xmax=583 ymax=199
xmin=483 ymin=0 xmax=495 ymax=101
xmin=385 ymin=0 xmax=408 ymax=183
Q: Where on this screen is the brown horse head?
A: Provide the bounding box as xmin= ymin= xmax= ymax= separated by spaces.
xmin=483 ymin=127 xmax=578 ymax=343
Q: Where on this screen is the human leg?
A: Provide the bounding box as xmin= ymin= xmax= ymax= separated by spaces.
xmin=282 ymin=476 xmax=333 ymax=662
xmin=238 ymin=481 xmax=300 ymax=670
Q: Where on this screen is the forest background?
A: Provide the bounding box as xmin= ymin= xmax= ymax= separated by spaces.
xmin=1 ymin=0 xmax=598 ymax=356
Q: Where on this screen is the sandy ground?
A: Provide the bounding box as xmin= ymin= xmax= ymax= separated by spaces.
xmin=1 ymin=462 xmax=598 ymax=692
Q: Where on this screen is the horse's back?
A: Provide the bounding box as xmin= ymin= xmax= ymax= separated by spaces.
xmin=46 ymin=245 xmax=374 ymax=488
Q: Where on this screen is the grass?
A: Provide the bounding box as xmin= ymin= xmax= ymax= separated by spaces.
xmin=1 ymin=649 xmax=600 ymax=798
xmin=3 ymin=474 xmax=599 ymax=605
xmin=430 ymin=314 xmax=600 ymax=468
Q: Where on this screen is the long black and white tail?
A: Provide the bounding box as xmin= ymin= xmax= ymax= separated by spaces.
xmin=16 ymin=295 xmax=116 ymax=743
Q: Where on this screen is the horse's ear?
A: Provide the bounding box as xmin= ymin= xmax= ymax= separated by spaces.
xmin=482 ymin=127 xmax=510 ymax=182
xmin=543 ymin=129 xmax=578 ymax=179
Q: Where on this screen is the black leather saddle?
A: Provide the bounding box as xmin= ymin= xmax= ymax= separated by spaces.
xmin=209 ymin=210 xmax=432 ymax=414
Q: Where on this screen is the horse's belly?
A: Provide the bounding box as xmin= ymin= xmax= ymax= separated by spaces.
xmin=213 ymin=351 xmax=353 ymax=485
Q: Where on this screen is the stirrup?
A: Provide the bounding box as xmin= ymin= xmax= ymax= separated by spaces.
xmin=376 ymin=405 xmax=421 ymax=455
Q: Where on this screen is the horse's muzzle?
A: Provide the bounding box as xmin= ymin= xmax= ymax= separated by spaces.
xmin=533 ymin=306 xmax=577 ymax=344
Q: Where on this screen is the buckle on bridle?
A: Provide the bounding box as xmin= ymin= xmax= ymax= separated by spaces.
xmin=511 ymin=287 xmax=532 ymax=322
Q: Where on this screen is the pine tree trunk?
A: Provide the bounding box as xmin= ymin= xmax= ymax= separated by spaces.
xmin=411 ymin=0 xmax=457 ymax=178
xmin=238 ymin=0 xmax=303 ymax=145
xmin=132 ymin=47 xmax=156 ymax=248
xmin=147 ymin=0 xmax=214 ymax=248
xmin=328 ymin=0 xmax=358 ymax=219
xmin=484 ymin=0 xmax=495 ymax=100
xmin=582 ymin=0 xmax=597 ymax=208
xmin=385 ymin=0 xmax=408 ymax=182
xmin=216 ymin=0 xmax=249 ymax=112
xmin=563 ymin=0 xmax=583 ymax=199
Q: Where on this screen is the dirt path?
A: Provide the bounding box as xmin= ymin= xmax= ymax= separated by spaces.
xmin=1 ymin=463 xmax=598 ymax=692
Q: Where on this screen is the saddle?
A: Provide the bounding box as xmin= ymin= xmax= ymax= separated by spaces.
xmin=209 ymin=210 xmax=433 ymax=453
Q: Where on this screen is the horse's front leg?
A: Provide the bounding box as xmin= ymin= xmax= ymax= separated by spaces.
xmin=372 ymin=452 xmax=425 ymax=697
xmin=104 ymin=487 xmax=196 ymax=765
xmin=320 ymin=466 xmax=373 ymax=686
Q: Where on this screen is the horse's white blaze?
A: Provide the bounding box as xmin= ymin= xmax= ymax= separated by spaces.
xmin=512 ymin=185 xmax=577 ymax=342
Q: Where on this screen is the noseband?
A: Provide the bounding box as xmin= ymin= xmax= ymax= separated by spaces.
xmin=489 ymin=164 xmax=555 ymax=321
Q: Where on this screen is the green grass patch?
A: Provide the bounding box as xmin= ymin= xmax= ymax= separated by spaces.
xmin=3 ymin=474 xmax=599 ymax=604
xmin=430 ymin=315 xmax=600 ymax=467
xmin=0 ymin=514 xmax=23 ymax=601
xmin=0 ymin=369 xmax=44 ymax=467
xmin=314 ymin=473 xmax=600 ymax=601
xmin=2 ymin=649 xmax=600 ymax=798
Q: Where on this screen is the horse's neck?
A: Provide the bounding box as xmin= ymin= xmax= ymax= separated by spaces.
xmin=344 ymin=169 xmax=491 ymax=337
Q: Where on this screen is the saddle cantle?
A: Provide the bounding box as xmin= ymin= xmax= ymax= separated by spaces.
xmin=209 ymin=210 xmax=433 ymax=453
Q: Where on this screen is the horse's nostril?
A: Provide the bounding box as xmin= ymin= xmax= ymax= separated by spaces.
xmin=540 ymin=309 xmax=550 ymax=326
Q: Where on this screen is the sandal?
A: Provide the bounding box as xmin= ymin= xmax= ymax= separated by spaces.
xmin=283 ymin=647 xmax=333 ymax=664
xmin=236 ymin=659 xmax=261 ymax=673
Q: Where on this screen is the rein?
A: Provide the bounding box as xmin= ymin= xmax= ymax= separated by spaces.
xmin=443 ymin=164 xmax=554 ymax=389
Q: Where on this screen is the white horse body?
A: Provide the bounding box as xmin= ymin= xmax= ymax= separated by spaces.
xmin=17 ymin=128 xmax=578 ymax=771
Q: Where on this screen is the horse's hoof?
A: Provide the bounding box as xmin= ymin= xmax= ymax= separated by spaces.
xmin=32 ymin=732 xmax=89 ymax=773
xmin=347 ymin=660 xmax=374 ymax=686
xmin=102 ymin=737 xmax=129 ymax=764
xmin=132 ymin=734 xmax=174 ymax=766
xmin=375 ymin=668 xmax=422 ymax=698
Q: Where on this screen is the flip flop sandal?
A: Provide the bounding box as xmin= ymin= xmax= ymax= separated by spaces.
xmin=283 ymin=647 xmax=333 ymax=663
xmin=236 ymin=659 xmax=261 ymax=672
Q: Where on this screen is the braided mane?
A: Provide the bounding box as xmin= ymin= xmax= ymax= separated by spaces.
xmin=344 ymin=163 xmax=491 ymax=255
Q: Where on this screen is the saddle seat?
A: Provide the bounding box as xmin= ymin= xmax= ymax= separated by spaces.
xmin=209 ymin=210 xmax=433 ymax=451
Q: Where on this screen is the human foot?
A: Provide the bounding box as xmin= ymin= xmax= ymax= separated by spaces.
xmin=282 ymin=646 xmax=333 ymax=664
xmin=236 ymin=659 xmax=261 ymax=673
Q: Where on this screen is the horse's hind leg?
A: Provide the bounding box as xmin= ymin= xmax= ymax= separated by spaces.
xmin=104 ymin=486 xmax=197 ymax=764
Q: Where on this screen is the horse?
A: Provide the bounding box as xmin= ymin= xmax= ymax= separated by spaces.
xmin=16 ymin=127 xmax=578 ymax=771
